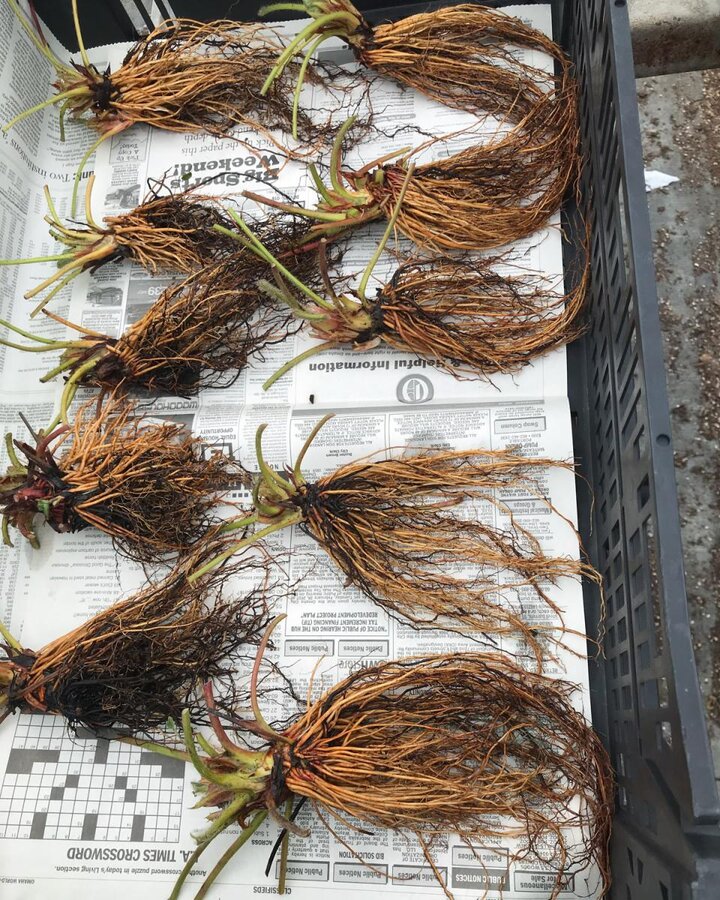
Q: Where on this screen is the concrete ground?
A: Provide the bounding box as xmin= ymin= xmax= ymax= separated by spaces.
xmin=629 ymin=0 xmax=720 ymax=77
xmin=636 ymin=69 xmax=720 ymax=768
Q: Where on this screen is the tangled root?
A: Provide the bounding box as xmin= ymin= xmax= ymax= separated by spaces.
xmin=1 ymin=395 xmax=246 ymax=563
xmin=282 ymin=654 xmax=612 ymax=899
xmin=370 ymin=254 xmax=587 ymax=376
xmin=6 ymin=214 xmax=321 ymax=414
xmin=104 ymin=180 xmax=248 ymax=273
xmin=5 ymin=178 xmax=247 ymax=318
xmin=4 ymin=7 xmax=354 ymax=215
xmin=0 ymin=537 xmax=274 ymax=734
xmin=246 ymin=102 xmax=580 ymax=253
xmin=368 ymin=121 xmax=578 ymax=251
xmin=292 ymin=447 xmax=597 ymax=662
xmin=107 ymin=19 xmax=329 ymax=144
xmin=261 ymin=1 xmax=577 ymax=147
xmin=235 ymin=215 xmax=588 ymax=388
xmin=194 ymin=420 xmax=602 ymax=665
xmin=256 ymin=0 xmax=579 ymax=244
xmin=5 ymin=13 xmax=335 ymax=148
xmin=355 ymin=3 xmax=577 ymax=126
xmin=172 ymin=645 xmax=613 ymax=900
xmin=83 ymin=254 xmax=294 ymax=397
xmin=87 ymin=217 xmax=319 ymax=396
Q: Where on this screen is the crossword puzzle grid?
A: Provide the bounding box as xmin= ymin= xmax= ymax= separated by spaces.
xmin=0 ymin=714 xmax=186 ymax=842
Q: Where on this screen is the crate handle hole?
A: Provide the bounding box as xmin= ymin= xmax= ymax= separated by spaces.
xmin=656 ymin=433 xmax=670 ymax=446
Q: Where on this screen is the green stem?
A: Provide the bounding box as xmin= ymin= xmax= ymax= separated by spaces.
xmin=308 ymin=163 xmax=335 ymax=205
xmin=117 ymin=736 xmax=189 ymax=762
xmin=295 ymin=213 xmax=374 ymax=238
xmin=24 ymin=253 xmax=86 ymax=299
xmin=47 ymin=227 xmax=68 ymax=243
xmin=220 ymin=513 xmax=257 ymax=534
xmin=4 ymin=433 xmax=23 ymax=471
xmin=71 ymin=126 xmax=124 ymax=218
xmin=250 ymin=615 xmax=287 ymax=741
xmin=70 ymin=0 xmax=91 ymax=70
xmin=60 ymin=355 xmax=100 ymax=421
xmin=240 ymin=192 xmax=350 ymax=222
xmin=328 ymin=116 xmax=363 ymax=203
xmin=257 ymin=280 xmax=326 ymax=321
xmin=261 ymin=25 xmax=318 ymax=95
xmin=0 ymin=620 xmax=23 ymax=652
xmin=193 ymin=812 xmax=268 ymax=900
xmin=0 ymin=338 xmax=70 ymax=353
xmin=2 ymin=514 xmax=13 ymax=549
xmin=356 ymin=162 xmax=414 ymax=302
xmin=30 ymin=267 xmax=83 ymax=317
xmin=252 ymin=479 xmax=284 ymax=519
xmin=196 ymin=734 xmax=221 ymax=758
xmin=39 ymin=354 xmax=86 ymax=383
xmin=3 ymin=88 xmax=88 ymax=134
xmin=43 ymin=410 xmax=63 ymax=435
xmin=0 ymin=252 xmax=73 ymax=266
xmin=5 ymin=0 xmax=76 ymax=74
xmin=259 ymin=3 xmax=307 ymax=13
xmin=291 ymin=31 xmax=340 ymax=140
xmin=292 ymin=413 xmax=334 ymax=480
xmin=58 ymin=96 xmax=74 ymax=142
xmin=353 ymin=144 xmax=412 ymax=177
xmin=188 ymin=514 xmax=303 ymax=583
xmin=279 ymin=265 xmax=333 ymax=310
xmin=181 ymin=709 xmax=226 ymax=785
xmin=260 ymin=12 xmax=357 ymax=95
xmin=0 ymin=316 xmax=65 ymax=344
xmin=84 ymin=174 xmax=101 ymax=231
xmin=255 ymin=424 xmax=293 ymax=499
xmin=225 ymin=212 xmax=329 ymax=308
xmin=46 ymin=220 xmax=95 ymax=242
xmin=43 ymin=185 xmax=62 ymax=224
xmin=194 ymin=791 xmax=255 ymax=846
xmin=262 ymin=340 xmax=338 ymax=391
xmin=218 ymin=513 xmax=259 ymax=535
xmin=169 ymin=840 xmax=212 ymax=900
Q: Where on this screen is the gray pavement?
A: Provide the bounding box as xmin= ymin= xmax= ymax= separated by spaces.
xmin=630 ymin=0 xmax=720 ymax=76
xmin=637 ymin=69 xmax=720 ymax=772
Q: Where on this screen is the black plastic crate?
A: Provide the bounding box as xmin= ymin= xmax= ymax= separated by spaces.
xmin=31 ymin=0 xmax=720 ymax=895
xmin=558 ymin=2 xmax=720 ymax=897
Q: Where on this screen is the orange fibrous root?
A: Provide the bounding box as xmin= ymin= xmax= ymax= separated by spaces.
xmin=189 ymin=417 xmax=602 ymax=666
xmin=0 ymin=536 xmax=273 ymax=734
xmin=228 ymin=208 xmax=588 ymax=389
xmin=259 ymin=0 xmax=578 ymax=150
xmin=0 ymin=178 xmax=249 ymax=317
xmin=0 ymin=395 xmax=247 ymax=563
xmin=244 ymin=100 xmax=580 ymax=253
xmin=168 ymin=647 xmax=613 ymax=900
xmin=0 ymin=214 xmax=320 ymax=416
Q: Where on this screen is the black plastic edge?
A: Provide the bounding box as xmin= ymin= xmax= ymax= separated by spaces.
xmin=606 ymin=0 xmax=719 ymax=823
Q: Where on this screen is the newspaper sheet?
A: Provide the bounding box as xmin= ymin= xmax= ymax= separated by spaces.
xmin=0 ymin=5 xmax=600 ymax=899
